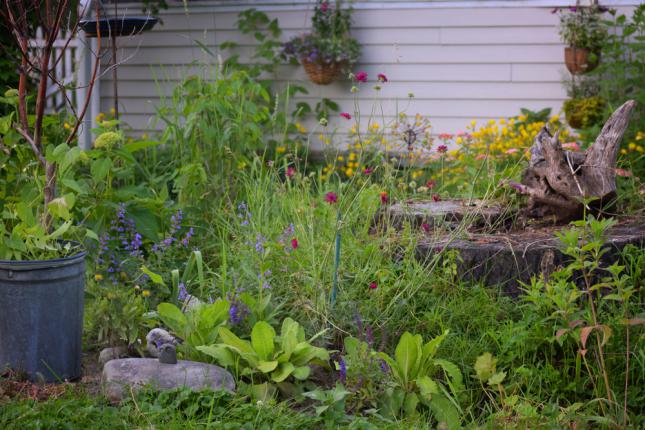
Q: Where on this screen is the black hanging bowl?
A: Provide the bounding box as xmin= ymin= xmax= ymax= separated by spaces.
xmin=79 ymin=16 xmax=158 ymax=38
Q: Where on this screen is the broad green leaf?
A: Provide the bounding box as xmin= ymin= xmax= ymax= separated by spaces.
xmin=90 ymin=157 xmax=112 ymax=181
xmin=280 ymin=318 xmax=299 ymax=357
xmin=434 ymin=358 xmax=464 ymax=396
xmin=292 ymin=365 xmax=311 ymax=380
xmin=251 ymin=321 xmax=276 ymax=361
xmin=403 ymin=392 xmax=420 ymax=417
xmin=428 ymin=393 xmax=462 ymax=430
xmin=474 ymin=352 xmax=496 ymax=383
xmin=395 ymin=332 xmax=422 ymax=384
xmin=218 ymin=326 xmax=254 ymax=355
xmin=142 ymin=266 xmax=165 ymax=286
xmin=157 ymin=303 xmax=187 ymax=335
xmin=421 ymin=330 xmax=448 ymax=370
xmin=487 ymin=371 xmax=507 ymax=386
xmin=197 ymin=300 xmax=229 ymax=333
xmin=47 ymin=194 xmax=75 ymax=220
xmin=291 ymin=342 xmax=329 ymax=366
xmin=249 ymin=382 xmax=275 ymax=402
xmin=416 ymin=375 xmax=439 ymax=402
xmin=257 ymin=360 xmax=279 ymax=373
xmin=122 ymin=140 xmax=162 ymax=153
xmin=196 ymin=344 xmax=235 ymax=367
xmin=271 ymin=362 xmax=295 ymax=382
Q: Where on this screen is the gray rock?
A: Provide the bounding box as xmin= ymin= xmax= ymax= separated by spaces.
xmin=99 ymin=346 xmax=128 ymax=367
xmin=102 ymin=358 xmax=235 ymax=403
xmin=146 ymin=328 xmax=180 ymax=358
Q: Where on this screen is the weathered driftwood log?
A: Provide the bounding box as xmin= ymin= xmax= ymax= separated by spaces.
xmin=514 ymin=100 xmax=636 ymax=222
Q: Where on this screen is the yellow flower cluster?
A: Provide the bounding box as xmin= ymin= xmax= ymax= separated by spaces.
xmin=459 ymin=115 xmax=569 ymax=161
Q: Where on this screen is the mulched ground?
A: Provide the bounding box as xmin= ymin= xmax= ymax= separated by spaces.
xmin=0 ymin=350 xmax=103 ymax=402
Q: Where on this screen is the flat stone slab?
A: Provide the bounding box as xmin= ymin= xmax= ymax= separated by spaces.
xmin=103 ymin=358 xmax=235 ymax=402
xmin=379 ymin=199 xmax=506 ymax=232
xmin=415 ymin=221 xmax=645 ymax=294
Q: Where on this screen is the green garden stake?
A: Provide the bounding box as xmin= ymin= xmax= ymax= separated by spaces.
xmin=331 ymin=211 xmax=341 ymax=308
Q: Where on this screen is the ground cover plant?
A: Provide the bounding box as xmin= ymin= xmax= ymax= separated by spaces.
xmin=1 ymin=5 xmax=644 ymax=430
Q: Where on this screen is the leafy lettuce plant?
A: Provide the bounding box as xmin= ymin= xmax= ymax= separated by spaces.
xmin=377 ymin=330 xmax=463 ymax=429
xmin=197 ymin=318 xmax=329 ymax=399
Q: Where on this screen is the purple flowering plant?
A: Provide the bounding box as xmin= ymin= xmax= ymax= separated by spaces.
xmin=282 ymin=1 xmax=361 ymax=68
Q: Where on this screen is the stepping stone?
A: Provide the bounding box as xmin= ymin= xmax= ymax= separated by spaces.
xmin=379 ymin=199 xmax=506 ymax=232
xmin=415 ymin=222 xmax=645 ymax=294
xmin=103 ymin=358 xmax=235 ymax=402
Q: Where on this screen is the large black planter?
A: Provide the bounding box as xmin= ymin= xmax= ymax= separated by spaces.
xmin=0 ymin=252 xmax=86 ymax=382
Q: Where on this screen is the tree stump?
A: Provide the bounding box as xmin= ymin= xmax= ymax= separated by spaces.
xmin=513 ymin=100 xmax=636 ymax=222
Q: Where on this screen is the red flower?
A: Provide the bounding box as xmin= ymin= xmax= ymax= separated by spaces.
xmin=421 ymin=223 xmax=430 ymax=233
xmin=377 ymin=73 xmax=388 ymax=83
xmin=355 ymin=71 xmax=368 ymax=83
xmin=369 ymin=282 xmax=377 ymax=290
xmin=286 ymin=166 xmax=296 ymax=178
xmin=291 ymin=238 xmax=299 ymax=249
xmin=362 ymin=167 xmax=374 ymax=175
xmin=324 ymin=191 xmax=338 ymax=204
xmin=438 ymin=133 xmax=453 ymax=140
xmin=426 ymin=180 xmax=435 ymax=189
xmin=320 ymin=1 xmax=330 ymax=12
xmin=432 ymin=194 xmax=441 ymax=202
xmin=380 ymin=191 xmax=389 ymax=204
xmin=437 ymin=145 xmax=448 ymax=153
xmin=340 ymin=112 xmax=352 ymax=120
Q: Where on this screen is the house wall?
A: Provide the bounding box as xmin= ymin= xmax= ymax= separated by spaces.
xmin=99 ymin=1 xmax=637 ymax=149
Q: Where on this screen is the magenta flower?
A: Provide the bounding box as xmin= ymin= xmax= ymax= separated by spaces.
xmin=432 ymin=194 xmax=441 ymax=202
xmin=286 ymin=166 xmax=296 ymax=178
xmin=380 ymin=191 xmax=389 ymax=204
xmin=355 ymin=71 xmax=368 ymax=83
xmin=421 ymin=223 xmax=430 ymax=233
xmin=377 ymin=73 xmax=388 ymax=83
xmin=291 ymin=238 xmax=299 ymax=249
xmin=426 ymin=180 xmax=435 ymax=189
xmin=362 ymin=167 xmax=373 ymax=175
xmin=324 ymin=191 xmax=338 ymax=204
xmin=437 ymin=145 xmax=448 ymax=153
xmin=369 ymin=282 xmax=377 ymax=290
xmin=340 ymin=112 xmax=352 ymax=120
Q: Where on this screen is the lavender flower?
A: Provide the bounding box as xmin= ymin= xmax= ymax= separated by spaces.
xmin=178 ymin=282 xmax=189 ymax=301
xmin=339 ymin=358 xmax=347 ymax=384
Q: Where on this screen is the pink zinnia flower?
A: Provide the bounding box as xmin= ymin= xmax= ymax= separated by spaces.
xmin=505 ymin=148 xmax=519 ymax=155
xmin=363 ymin=167 xmax=374 ymax=175
xmin=355 ymin=71 xmax=368 ymax=83
xmin=437 ymin=145 xmax=448 ymax=153
xmin=432 ymin=194 xmax=441 ymax=202
xmin=291 ymin=238 xmax=299 ymax=249
xmin=340 ymin=112 xmax=352 ymax=120
xmin=377 ymin=73 xmax=388 ymax=83
xmin=286 ymin=166 xmax=296 ymax=178
xmin=324 ymin=191 xmax=338 ymax=204
xmin=562 ymin=142 xmax=581 ymax=151
xmin=380 ymin=191 xmax=389 ymax=204
xmin=369 ymin=282 xmax=377 ymax=290
xmin=421 ymin=223 xmax=430 ymax=233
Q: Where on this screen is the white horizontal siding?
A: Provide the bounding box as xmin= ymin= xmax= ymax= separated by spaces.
xmin=99 ymin=3 xmax=635 ymax=141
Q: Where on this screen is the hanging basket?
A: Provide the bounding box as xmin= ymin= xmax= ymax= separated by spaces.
xmin=79 ymin=17 xmax=158 ymax=38
xmin=564 ymin=47 xmax=599 ymax=75
xmin=301 ymin=58 xmax=344 ymax=85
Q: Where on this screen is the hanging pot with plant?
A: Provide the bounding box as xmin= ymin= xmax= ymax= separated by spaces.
xmin=283 ymin=1 xmax=361 ymax=85
xmin=555 ymin=4 xmax=609 ymax=75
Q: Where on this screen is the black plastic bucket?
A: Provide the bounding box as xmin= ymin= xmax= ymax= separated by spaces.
xmin=0 ymin=252 xmax=86 ymax=382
